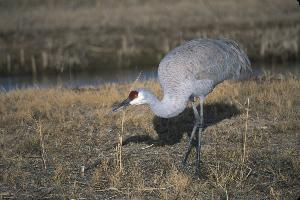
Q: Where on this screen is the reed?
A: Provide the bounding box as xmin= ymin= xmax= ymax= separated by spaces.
xmin=42 ymin=51 xmax=48 ymax=70
xmin=31 ymin=55 xmax=37 ymax=77
xmin=0 ymin=0 xmax=299 ymax=74
xmin=6 ymin=54 xmax=11 ymax=73
xmin=20 ymin=49 xmax=25 ymax=67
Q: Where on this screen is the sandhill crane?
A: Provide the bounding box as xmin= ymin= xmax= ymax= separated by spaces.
xmin=113 ymin=38 xmax=251 ymax=176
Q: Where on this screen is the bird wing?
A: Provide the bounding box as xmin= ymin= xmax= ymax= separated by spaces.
xmin=193 ymin=39 xmax=251 ymax=82
xmin=158 ymin=39 xmax=251 ymax=97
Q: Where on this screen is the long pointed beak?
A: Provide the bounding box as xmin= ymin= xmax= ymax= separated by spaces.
xmin=112 ymin=98 xmax=131 ymax=112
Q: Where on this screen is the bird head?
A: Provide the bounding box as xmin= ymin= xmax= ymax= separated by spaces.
xmin=112 ymin=89 xmax=148 ymax=112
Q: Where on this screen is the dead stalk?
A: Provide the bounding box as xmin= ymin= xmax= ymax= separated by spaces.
xmin=242 ymin=98 xmax=250 ymax=164
xmin=129 ymin=71 xmax=143 ymax=91
xmin=80 ymin=165 xmax=85 ymax=177
xmin=36 ymin=119 xmax=47 ymax=170
xmin=20 ymin=49 xmax=25 ymax=67
xmin=115 ymin=70 xmax=142 ymax=172
xmin=217 ymin=183 xmax=229 ymax=200
xmin=116 ymin=110 xmax=125 ymax=173
xmin=42 ymin=51 xmax=48 ymax=69
xmin=31 ymin=55 xmax=37 ymax=77
xmin=6 ymin=54 xmax=11 ymax=73
xmin=95 ymin=186 xmax=169 ymax=193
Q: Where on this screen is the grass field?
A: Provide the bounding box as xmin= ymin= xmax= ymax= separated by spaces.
xmin=0 ymin=74 xmax=299 ymax=199
xmin=0 ymin=0 xmax=299 ymax=74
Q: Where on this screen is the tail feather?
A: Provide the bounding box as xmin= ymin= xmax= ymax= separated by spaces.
xmin=221 ymin=39 xmax=252 ymax=80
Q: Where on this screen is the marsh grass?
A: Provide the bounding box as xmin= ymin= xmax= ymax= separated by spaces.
xmin=0 ymin=75 xmax=299 ymax=199
xmin=0 ymin=0 xmax=299 ymax=75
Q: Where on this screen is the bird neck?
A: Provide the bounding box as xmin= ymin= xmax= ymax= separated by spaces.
xmin=146 ymin=91 xmax=188 ymax=118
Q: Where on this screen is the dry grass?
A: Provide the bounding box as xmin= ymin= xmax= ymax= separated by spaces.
xmin=0 ymin=74 xmax=299 ymax=199
xmin=0 ymin=0 xmax=299 ymax=74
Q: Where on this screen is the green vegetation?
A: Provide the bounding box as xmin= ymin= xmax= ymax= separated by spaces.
xmin=0 ymin=0 xmax=299 ymax=75
xmin=1 ymin=75 xmax=299 ymax=199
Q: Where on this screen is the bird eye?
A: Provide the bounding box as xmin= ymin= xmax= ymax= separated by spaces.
xmin=129 ymin=90 xmax=138 ymax=100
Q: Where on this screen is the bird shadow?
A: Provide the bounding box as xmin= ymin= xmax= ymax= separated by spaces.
xmin=122 ymin=102 xmax=240 ymax=146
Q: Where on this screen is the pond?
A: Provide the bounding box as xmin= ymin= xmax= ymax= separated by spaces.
xmin=0 ymin=62 xmax=299 ymax=91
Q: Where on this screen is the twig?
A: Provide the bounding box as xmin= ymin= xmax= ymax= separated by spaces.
xmin=80 ymin=166 xmax=85 ymax=177
xmin=95 ymin=187 xmax=121 ymax=192
xmin=217 ymin=183 xmax=229 ymax=200
xmin=129 ymin=71 xmax=143 ymax=91
xmin=94 ymin=186 xmax=169 ymax=193
xmin=141 ymin=144 xmax=154 ymax=150
xmin=71 ymin=180 xmax=77 ymax=198
xmin=231 ymin=97 xmax=244 ymax=109
xmin=245 ymin=166 xmax=252 ymax=179
xmin=120 ymin=111 xmax=125 ymax=171
xmin=116 ymin=111 xmax=125 ymax=173
xmin=137 ymin=187 xmax=168 ymax=192
xmin=85 ymin=158 xmax=102 ymax=171
xmin=34 ymin=187 xmax=54 ymax=199
xmin=242 ymin=98 xmax=250 ymax=164
xmin=36 ymin=119 xmax=47 ymax=170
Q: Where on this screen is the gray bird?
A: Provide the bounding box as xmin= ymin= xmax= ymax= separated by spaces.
xmin=113 ymin=38 xmax=251 ymax=176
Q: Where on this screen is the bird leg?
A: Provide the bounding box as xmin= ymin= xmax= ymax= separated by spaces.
xmin=195 ymin=97 xmax=204 ymax=176
xmin=181 ymin=97 xmax=205 ymax=177
xmin=181 ymin=101 xmax=200 ymax=167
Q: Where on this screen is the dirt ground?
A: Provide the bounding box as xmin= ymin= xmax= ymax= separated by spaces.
xmin=0 ymin=74 xmax=299 ymax=199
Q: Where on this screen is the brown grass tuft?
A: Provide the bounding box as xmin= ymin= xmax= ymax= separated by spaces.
xmin=0 ymin=75 xmax=299 ymax=199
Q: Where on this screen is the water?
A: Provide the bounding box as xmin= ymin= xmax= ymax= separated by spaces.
xmin=0 ymin=62 xmax=299 ymax=91
xmin=0 ymin=67 xmax=157 ymax=91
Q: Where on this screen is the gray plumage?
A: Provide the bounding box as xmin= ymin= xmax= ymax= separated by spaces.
xmin=113 ymin=38 xmax=251 ymax=176
xmin=148 ymin=38 xmax=251 ymax=118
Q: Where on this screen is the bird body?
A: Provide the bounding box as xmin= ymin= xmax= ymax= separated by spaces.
xmin=113 ymin=38 xmax=251 ymax=175
xmin=132 ymin=38 xmax=251 ymax=118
